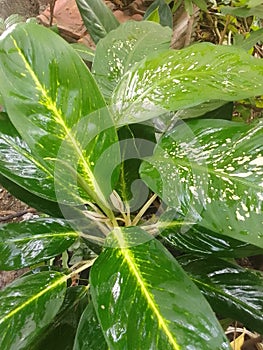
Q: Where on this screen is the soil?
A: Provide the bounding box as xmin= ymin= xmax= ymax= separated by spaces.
xmin=0 ymin=0 xmax=49 ymax=19
xmin=0 ymin=186 xmax=36 ymax=288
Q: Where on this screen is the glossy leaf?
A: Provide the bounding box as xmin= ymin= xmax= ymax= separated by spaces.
xmin=0 ymin=23 xmax=119 ymax=210
xmin=33 ymin=286 xmax=89 ymax=350
xmin=179 ymin=256 xmax=263 ymax=334
xmin=0 ymin=112 xmax=56 ymax=201
xmin=116 ymin=123 xmax=156 ymax=210
xmin=92 ymin=21 xmax=172 ymax=100
xmin=0 ymin=23 xmax=106 ymax=159
xmin=112 ymin=43 xmax=263 ymax=125
xmin=140 ymin=119 xmax=263 ymax=248
xmin=0 ymin=218 xmax=79 ymax=270
xmin=157 ymin=209 xmax=263 ymax=258
xmin=153 ymin=101 xmax=233 ymax=132
xmin=0 ymin=271 xmax=67 ymax=350
xmin=90 ymin=227 xmax=231 ymax=349
xmin=73 ymin=301 xmax=108 ymax=350
xmin=76 ymin=0 xmax=119 ymax=44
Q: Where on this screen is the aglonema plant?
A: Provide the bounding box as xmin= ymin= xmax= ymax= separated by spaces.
xmin=0 ymin=2 xmax=263 ymax=349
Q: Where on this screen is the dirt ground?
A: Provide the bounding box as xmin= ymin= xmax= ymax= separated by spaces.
xmin=0 ymin=187 xmax=36 ymax=288
xmin=0 ymin=0 xmax=49 ymax=19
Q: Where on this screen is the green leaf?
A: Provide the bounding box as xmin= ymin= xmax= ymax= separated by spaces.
xmin=0 ymin=23 xmax=106 ymax=158
xmin=116 ymin=123 xmax=156 ymax=209
xmin=179 ymin=256 xmax=263 ymax=334
xmin=0 ymin=218 xmax=79 ymax=270
xmin=140 ymin=119 xmax=263 ymax=248
xmin=157 ymin=209 xmax=263 ymax=258
xmin=90 ymin=227 xmax=231 ymax=349
xmin=0 ymin=112 xmax=57 ymax=201
xmin=0 ymin=23 xmax=119 ymax=212
xmin=144 ymin=0 xmax=173 ymax=28
xmin=171 ymin=0 xmax=183 ymax=13
xmin=73 ymin=301 xmax=108 ymax=350
xmin=221 ymin=5 xmax=263 ymax=17
xmin=184 ymin=0 xmax=194 ymax=15
xmin=0 ymin=14 xmax=24 ymax=35
xmin=193 ymin=0 xmax=207 ymax=12
xmin=70 ymin=43 xmax=95 ymax=62
xmin=247 ymin=0 xmax=263 ymax=6
xmin=76 ymin=0 xmax=119 ymax=44
xmin=199 ymin=102 xmax=233 ymax=120
xmin=154 ymin=101 xmax=233 ymax=132
xmin=0 ymin=271 xmax=67 ymax=350
xmin=145 ymin=7 xmax=161 ymax=23
xmin=234 ymin=28 xmax=263 ymax=51
xmin=112 ymin=43 xmax=263 ymax=125
xmin=92 ymin=21 xmax=172 ymax=101
xmin=32 ymin=286 xmax=89 ymax=350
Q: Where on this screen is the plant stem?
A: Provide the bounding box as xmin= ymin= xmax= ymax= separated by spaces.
xmin=132 ymin=194 xmax=157 ymax=226
xmin=49 ymin=0 xmax=57 ymax=27
xmin=66 ymin=258 xmax=97 ymax=282
xmin=125 ymin=201 xmax=132 ymax=226
xmin=219 ymin=14 xmax=231 ymax=45
xmin=79 ymin=232 xmax=106 ymax=243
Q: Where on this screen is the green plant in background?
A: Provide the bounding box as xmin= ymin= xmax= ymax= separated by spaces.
xmin=0 ymin=0 xmax=262 ymax=349
xmin=0 ymin=14 xmax=26 ymax=35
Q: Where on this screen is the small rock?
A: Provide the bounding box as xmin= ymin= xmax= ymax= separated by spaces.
xmin=131 ymin=13 xmax=143 ymax=21
xmin=113 ymin=9 xmax=130 ymax=22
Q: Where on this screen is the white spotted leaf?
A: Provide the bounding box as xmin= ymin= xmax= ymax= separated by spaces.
xmin=140 ymin=119 xmax=263 ymax=248
xmin=112 ymin=43 xmax=263 ymax=125
xmin=92 ymin=21 xmax=172 ymax=100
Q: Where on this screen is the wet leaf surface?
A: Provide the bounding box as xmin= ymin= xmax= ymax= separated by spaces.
xmin=141 ymin=119 xmax=263 ymax=248
xmin=157 ymin=209 xmax=263 ymax=258
xmin=0 ymin=218 xmax=79 ymax=270
xmin=90 ymin=227 xmax=231 ymax=349
xmin=179 ymin=256 xmax=263 ymax=334
xmin=73 ymin=301 xmax=108 ymax=350
xmin=92 ymin=21 xmax=171 ymax=100
xmin=0 ymin=23 xmax=119 ymax=210
xmin=0 ymin=271 xmax=67 ymax=350
xmin=33 ymin=286 xmax=89 ymax=350
xmin=112 ymin=43 xmax=263 ymax=125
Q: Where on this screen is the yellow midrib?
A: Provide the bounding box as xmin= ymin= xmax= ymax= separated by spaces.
xmin=0 ymin=274 xmax=66 ymax=325
xmin=6 ymin=231 xmax=78 ymax=243
xmin=11 ymin=36 xmax=107 ymax=206
xmin=114 ymin=229 xmax=180 ymax=350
